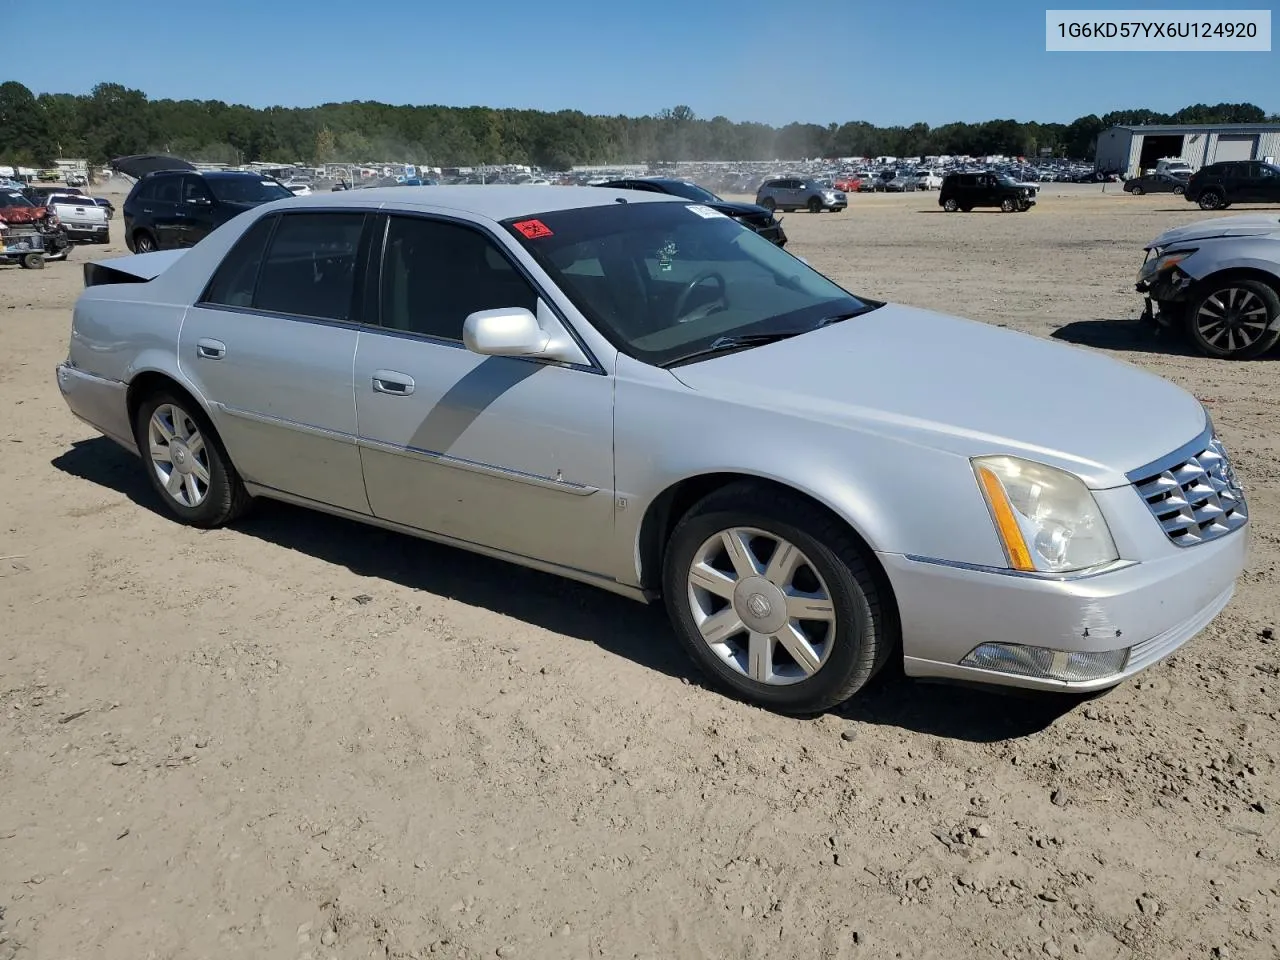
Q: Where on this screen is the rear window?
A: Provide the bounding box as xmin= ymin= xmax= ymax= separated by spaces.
xmin=251 ymin=212 xmax=366 ymax=320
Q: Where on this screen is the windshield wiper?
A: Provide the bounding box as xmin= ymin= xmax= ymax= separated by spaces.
xmin=662 ymin=331 xmax=807 ymax=368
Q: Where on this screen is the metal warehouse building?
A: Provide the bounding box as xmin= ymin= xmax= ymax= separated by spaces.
xmin=1094 ymin=123 xmax=1280 ymax=176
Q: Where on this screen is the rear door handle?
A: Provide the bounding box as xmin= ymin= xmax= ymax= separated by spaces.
xmin=196 ymin=338 xmax=226 ymax=360
xmin=372 ymin=370 xmax=415 ymax=396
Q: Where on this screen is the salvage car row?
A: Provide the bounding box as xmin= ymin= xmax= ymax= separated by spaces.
xmin=55 ymin=184 xmax=1253 ymax=714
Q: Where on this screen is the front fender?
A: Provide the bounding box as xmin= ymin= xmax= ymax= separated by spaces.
xmin=611 ymin=359 xmax=1007 ymax=585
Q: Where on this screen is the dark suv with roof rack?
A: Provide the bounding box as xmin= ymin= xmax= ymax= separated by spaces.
xmin=122 ymin=170 xmax=293 ymax=252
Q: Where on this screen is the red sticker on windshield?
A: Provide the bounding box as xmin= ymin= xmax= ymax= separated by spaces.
xmin=513 ymin=218 xmax=553 ymax=239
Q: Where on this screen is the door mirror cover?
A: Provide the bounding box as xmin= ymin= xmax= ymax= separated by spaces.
xmin=463 ymin=308 xmax=548 ymax=356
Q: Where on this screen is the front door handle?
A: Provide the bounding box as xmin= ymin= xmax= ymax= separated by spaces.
xmin=372 ymin=370 xmax=415 ymax=396
xmin=196 ymin=338 xmax=226 ymax=360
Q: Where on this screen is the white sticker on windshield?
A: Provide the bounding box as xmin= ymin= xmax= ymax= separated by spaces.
xmin=686 ymin=204 xmax=726 ymax=219
xmin=262 ymin=180 xmax=277 ymax=187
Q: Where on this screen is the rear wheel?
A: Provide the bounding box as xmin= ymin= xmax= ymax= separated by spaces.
xmin=1198 ymin=190 xmax=1225 ymax=211
xmin=20 ymin=253 xmax=44 ymax=269
xmin=759 ymin=197 xmax=776 ymax=213
xmin=133 ymin=230 xmax=157 ymax=253
xmin=662 ymin=483 xmax=894 ymax=714
xmin=1183 ymin=278 xmax=1280 ymax=359
xmin=1173 ymin=185 xmax=1185 ymax=196
xmin=133 ymin=391 xmax=252 ymax=527
xmin=1130 ymin=185 xmax=1144 ymax=196
xmin=942 ymin=197 xmax=959 ymax=212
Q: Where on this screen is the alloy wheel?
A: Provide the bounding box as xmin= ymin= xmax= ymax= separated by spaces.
xmin=147 ymin=403 xmax=212 ymax=507
xmin=686 ymin=527 xmax=836 ymax=685
xmin=1195 ymin=287 xmax=1271 ymax=353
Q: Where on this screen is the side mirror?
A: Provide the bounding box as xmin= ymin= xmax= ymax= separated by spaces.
xmin=463 ymin=308 xmax=548 ymax=356
xmin=463 ymin=303 xmax=591 ymax=366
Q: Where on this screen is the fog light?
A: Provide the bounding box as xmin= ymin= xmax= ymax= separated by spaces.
xmin=960 ymin=643 xmax=1129 ymax=682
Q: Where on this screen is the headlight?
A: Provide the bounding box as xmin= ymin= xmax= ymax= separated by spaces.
xmin=972 ymin=456 xmax=1119 ymax=574
xmin=1139 ymin=248 xmax=1196 ymax=280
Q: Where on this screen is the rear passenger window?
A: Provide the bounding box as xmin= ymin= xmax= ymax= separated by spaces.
xmin=201 ymin=215 xmax=275 ymax=308
xmin=153 ymin=177 xmax=181 ymax=203
xmin=379 ymin=216 xmax=538 ymax=340
xmin=253 ymin=213 xmax=366 ymax=321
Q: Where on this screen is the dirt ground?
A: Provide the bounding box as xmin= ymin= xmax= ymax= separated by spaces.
xmin=2 ymin=183 xmax=1278 ymax=960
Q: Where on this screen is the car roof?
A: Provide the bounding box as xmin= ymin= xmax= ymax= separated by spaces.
xmin=263 ymin=185 xmax=684 ymax=221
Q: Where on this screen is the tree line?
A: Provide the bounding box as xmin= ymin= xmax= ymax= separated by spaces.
xmin=1 ymin=80 xmax=1275 ymax=170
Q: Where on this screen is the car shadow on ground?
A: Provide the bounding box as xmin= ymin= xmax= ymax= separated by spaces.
xmin=52 ymin=436 xmax=1082 ymax=742
xmin=1051 ymin=317 xmax=1204 ymax=356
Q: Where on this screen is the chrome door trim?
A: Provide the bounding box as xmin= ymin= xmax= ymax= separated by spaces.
xmin=357 ymin=436 xmax=599 ymax=496
xmin=214 ymin=402 xmax=360 ymax=445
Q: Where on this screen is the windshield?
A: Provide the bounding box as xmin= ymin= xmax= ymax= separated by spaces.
xmin=995 ymin=174 xmax=1020 ymax=185
xmin=659 ymin=180 xmax=720 ymax=203
xmin=206 ymin=176 xmax=293 ymax=204
xmin=0 ymin=191 xmax=35 ymax=208
xmin=503 ymin=201 xmax=875 ymax=367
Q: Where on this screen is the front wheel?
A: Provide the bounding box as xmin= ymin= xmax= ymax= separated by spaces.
xmin=808 ymin=197 xmax=823 ymax=213
xmin=662 ymin=483 xmax=894 ymax=714
xmin=1000 ymin=198 xmax=1017 ymax=212
xmin=1130 ymin=185 xmax=1144 ymax=196
xmin=20 ymin=253 xmax=44 ymax=269
xmin=1183 ymin=278 xmax=1280 ymax=359
xmin=1173 ymin=185 xmax=1184 ymax=195
xmin=942 ymin=197 xmax=959 ymax=212
xmin=133 ymin=392 xmax=252 ymax=527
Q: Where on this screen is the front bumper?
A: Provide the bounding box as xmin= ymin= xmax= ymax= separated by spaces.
xmin=879 ymin=521 xmax=1248 ymax=692
xmin=64 ymin=223 xmax=109 ymax=241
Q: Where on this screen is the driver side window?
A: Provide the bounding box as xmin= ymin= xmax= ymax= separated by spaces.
xmin=182 ymin=176 xmax=212 ymax=203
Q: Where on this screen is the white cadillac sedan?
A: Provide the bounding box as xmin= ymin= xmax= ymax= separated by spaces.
xmin=56 ymin=186 xmax=1248 ymax=713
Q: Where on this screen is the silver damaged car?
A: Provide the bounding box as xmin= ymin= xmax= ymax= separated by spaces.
xmin=56 ymin=186 xmax=1249 ymax=713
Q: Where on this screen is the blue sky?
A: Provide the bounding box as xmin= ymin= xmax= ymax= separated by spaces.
xmin=11 ymin=0 xmax=1277 ymax=125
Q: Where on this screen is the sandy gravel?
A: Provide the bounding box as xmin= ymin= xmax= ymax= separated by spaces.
xmin=2 ymin=183 xmax=1278 ymax=960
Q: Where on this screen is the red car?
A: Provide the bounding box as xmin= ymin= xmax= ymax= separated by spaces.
xmin=834 ymin=177 xmax=862 ymax=193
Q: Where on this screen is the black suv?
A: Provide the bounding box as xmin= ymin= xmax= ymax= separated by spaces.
xmin=1184 ymin=160 xmax=1280 ymax=210
xmin=939 ymin=172 xmax=1035 ymax=212
xmin=595 ymin=177 xmax=787 ymax=246
xmin=123 ymin=170 xmax=293 ymax=252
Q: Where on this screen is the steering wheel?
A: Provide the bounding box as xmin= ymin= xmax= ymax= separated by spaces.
xmin=673 ymin=271 xmax=728 ymax=323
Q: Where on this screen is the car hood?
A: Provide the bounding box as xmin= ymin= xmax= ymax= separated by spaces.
xmin=668 ymin=303 xmax=1206 ymax=488
xmin=709 ymin=199 xmax=777 ymax=219
xmin=1146 ymin=214 xmax=1280 ymax=249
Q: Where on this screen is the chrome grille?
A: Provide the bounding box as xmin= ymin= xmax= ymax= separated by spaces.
xmin=1130 ymin=435 xmax=1247 ymax=546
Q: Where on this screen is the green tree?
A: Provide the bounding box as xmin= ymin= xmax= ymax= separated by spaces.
xmin=0 ymin=81 xmax=54 ymax=165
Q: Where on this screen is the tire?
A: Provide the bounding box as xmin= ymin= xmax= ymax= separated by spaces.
xmin=1173 ymin=185 xmax=1184 ymax=196
xmin=942 ymin=198 xmax=959 ymax=212
xmin=20 ymin=253 xmax=44 ymax=269
xmin=1130 ymin=185 xmax=1144 ymax=196
xmin=1016 ymin=199 xmax=1030 ymax=212
xmin=760 ymin=197 xmax=776 ymax=213
xmin=133 ymin=230 xmax=157 ymax=253
xmin=662 ymin=482 xmax=894 ymax=714
xmin=133 ymin=390 xmax=252 ymax=527
xmin=1182 ymin=277 xmax=1280 ymax=359
xmin=1198 ymin=190 xmax=1224 ymax=211
xmin=959 ymin=205 xmax=972 ymax=212
xmin=1000 ymin=198 xmax=1017 ymax=212
xmin=808 ymin=197 xmax=822 ymax=213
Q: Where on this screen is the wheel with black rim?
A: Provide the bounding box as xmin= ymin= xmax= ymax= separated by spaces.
xmin=1173 ymin=185 xmax=1184 ymax=196
xmin=759 ymin=197 xmax=776 ymax=213
xmin=808 ymin=197 xmax=822 ymax=213
xmin=133 ymin=391 xmax=252 ymax=526
xmin=1183 ymin=278 xmax=1280 ymax=359
xmin=662 ymin=483 xmax=894 ymax=714
xmin=1197 ymin=190 xmax=1224 ymax=211
xmin=1000 ymin=198 xmax=1017 ymax=212
xmin=133 ymin=230 xmax=157 ymax=253
xmin=1130 ymin=185 xmax=1144 ymax=196
xmin=942 ymin=197 xmax=959 ymax=212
